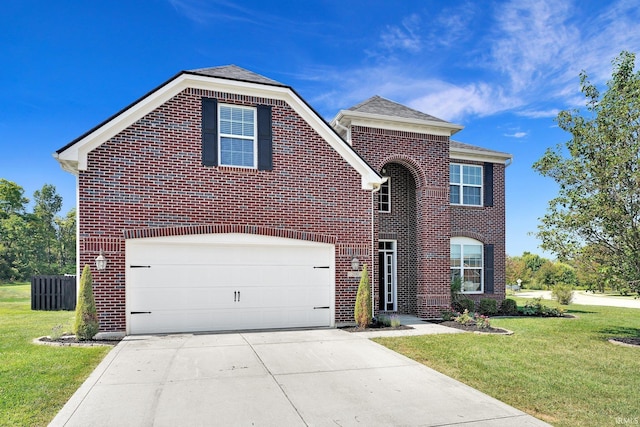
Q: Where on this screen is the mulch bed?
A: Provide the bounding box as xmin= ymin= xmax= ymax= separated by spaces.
xmin=437 ymin=321 xmax=510 ymax=334
xmin=609 ymin=337 xmax=640 ymax=347
xmin=35 ymin=335 xmax=122 ymax=347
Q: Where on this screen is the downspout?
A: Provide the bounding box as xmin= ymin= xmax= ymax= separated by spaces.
xmin=370 ymin=179 xmax=386 ymax=317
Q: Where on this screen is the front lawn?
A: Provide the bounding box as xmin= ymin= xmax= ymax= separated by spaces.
xmin=375 ymin=301 xmax=640 ymax=427
xmin=0 ymin=283 xmax=111 ymax=427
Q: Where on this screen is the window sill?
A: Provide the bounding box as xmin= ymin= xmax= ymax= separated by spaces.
xmin=216 ymin=166 xmax=264 ymax=174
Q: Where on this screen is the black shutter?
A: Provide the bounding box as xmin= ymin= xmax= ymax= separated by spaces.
xmin=483 ymin=162 xmax=494 ymax=207
xmin=257 ymin=105 xmax=272 ymax=171
xmin=484 ymin=244 xmax=494 ymax=294
xmin=202 ymin=98 xmax=218 ymax=166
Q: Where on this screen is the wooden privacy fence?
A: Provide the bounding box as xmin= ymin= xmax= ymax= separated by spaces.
xmin=31 ymin=275 xmax=77 ymax=311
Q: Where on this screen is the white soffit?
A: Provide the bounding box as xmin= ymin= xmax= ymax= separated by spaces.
xmin=333 ymin=109 xmax=464 ymax=137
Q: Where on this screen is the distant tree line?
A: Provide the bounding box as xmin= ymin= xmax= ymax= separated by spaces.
xmin=506 ymin=250 xmax=634 ymax=294
xmin=0 ymin=179 xmax=75 ymax=281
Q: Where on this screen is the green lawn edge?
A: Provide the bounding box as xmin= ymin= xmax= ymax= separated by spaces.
xmin=374 ymin=301 xmax=640 ymax=427
xmin=0 ymin=284 xmax=111 ymax=427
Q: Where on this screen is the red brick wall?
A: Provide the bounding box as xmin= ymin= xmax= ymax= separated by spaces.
xmin=351 ymin=126 xmax=507 ymax=317
xmin=378 ymin=163 xmax=418 ymax=315
xmin=78 ymin=88 xmax=373 ymax=331
xmin=451 ymin=160 xmax=507 ymax=304
xmin=350 ymin=126 xmax=451 ymax=318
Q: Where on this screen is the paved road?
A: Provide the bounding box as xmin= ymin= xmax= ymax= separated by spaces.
xmin=517 ymin=290 xmax=640 ymax=309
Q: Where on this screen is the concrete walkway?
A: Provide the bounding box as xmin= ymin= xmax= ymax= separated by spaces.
xmin=517 ymin=290 xmax=640 ymax=309
xmin=50 ymin=326 xmax=548 ymax=427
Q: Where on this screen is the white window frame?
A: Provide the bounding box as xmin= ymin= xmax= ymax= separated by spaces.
xmin=450 ymin=163 xmax=483 ymax=206
xmin=218 ymin=104 xmax=257 ymax=169
xmin=378 ymin=177 xmax=391 ymax=213
xmin=450 ymin=237 xmax=483 ymax=294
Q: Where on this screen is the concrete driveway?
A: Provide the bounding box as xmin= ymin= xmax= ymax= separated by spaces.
xmin=50 ymin=329 xmax=548 ymax=427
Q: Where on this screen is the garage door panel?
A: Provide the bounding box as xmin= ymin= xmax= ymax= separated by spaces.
xmin=129 ymin=287 xmax=236 ymax=311
xmin=129 ymin=244 xmax=332 ymax=267
xmin=131 ymin=265 xmax=331 ymax=289
xmin=127 ymin=234 xmax=335 ymax=334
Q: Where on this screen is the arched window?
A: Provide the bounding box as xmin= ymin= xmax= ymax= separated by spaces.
xmin=451 ymin=237 xmax=483 ymax=293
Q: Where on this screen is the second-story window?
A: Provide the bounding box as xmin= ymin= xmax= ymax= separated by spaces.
xmin=450 ymin=163 xmax=482 ymax=206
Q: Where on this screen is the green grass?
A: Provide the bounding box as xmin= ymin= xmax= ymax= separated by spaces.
xmin=375 ymin=301 xmax=640 ymax=427
xmin=0 ymin=283 xmax=111 ymax=427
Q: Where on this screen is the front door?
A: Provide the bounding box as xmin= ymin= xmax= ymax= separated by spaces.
xmin=378 ymin=240 xmax=396 ymax=311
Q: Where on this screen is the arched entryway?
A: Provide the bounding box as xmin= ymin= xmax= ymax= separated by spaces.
xmin=377 ymin=162 xmax=418 ymax=315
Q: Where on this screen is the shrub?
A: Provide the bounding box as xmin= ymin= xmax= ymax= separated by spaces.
xmin=499 ymin=298 xmax=519 ymax=316
xmin=454 ymin=309 xmax=473 ymax=324
xmin=390 ymin=314 xmax=401 ymax=328
xmin=377 ymin=314 xmax=390 ymax=326
xmin=453 ymin=297 xmax=475 ymax=313
xmin=478 ymin=298 xmax=498 ymax=316
xmin=475 ymin=314 xmax=491 ymax=329
xmin=519 ymin=297 xmax=565 ymax=317
xmin=552 ymin=284 xmax=574 ymax=305
xmin=440 ymin=309 xmax=457 ymax=321
xmin=74 ymin=265 xmax=99 ymax=340
xmin=354 ymin=264 xmax=372 ymax=328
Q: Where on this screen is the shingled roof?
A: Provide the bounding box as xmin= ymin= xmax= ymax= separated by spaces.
xmin=188 ymin=65 xmax=284 ymax=86
xmin=348 ymin=95 xmax=448 ymax=123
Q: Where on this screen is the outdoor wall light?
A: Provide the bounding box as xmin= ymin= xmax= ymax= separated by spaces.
xmin=95 ymin=250 xmax=108 ymax=271
xmin=351 ymin=257 xmax=360 ymax=271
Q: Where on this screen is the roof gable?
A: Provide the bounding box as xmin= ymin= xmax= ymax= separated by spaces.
xmin=349 ymin=95 xmax=447 ymax=123
xmin=332 ymin=95 xmax=463 ymax=138
xmin=188 ymin=65 xmax=285 ymax=86
xmin=54 ymin=67 xmax=383 ymax=190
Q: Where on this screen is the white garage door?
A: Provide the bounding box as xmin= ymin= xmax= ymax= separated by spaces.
xmin=126 ymin=233 xmax=334 ymax=334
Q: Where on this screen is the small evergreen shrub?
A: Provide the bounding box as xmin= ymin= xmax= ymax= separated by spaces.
xmin=453 ymin=297 xmax=475 ymax=313
xmin=478 ymin=298 xmax=498 ymax=316
xmin=552 ymin=284 xmax=574 ymax=305
xmin=441 ymin=309 xmax=456 ymax=321
xmin=354 ymin=264 xmax=372 ymax=328
xmin=377 ymin=314 xmax=391 ymax=326
xmin=74 ymin=265 xmax=99 ymax=340
xmin=499 ymin=298 xmax=519 ymax=316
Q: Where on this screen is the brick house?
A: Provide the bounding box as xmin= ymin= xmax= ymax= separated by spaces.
xmin=55 ymin=66 xmax=511 ymax=336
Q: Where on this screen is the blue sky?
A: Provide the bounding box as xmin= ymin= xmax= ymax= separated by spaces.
xmin=1 ymin=0 xmax=639 ymax=257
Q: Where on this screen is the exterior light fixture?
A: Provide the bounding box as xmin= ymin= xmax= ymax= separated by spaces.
xmin=95 ymin=250 xmax=108 ymax=271
xmin=351 ymin=257 xmax=360 ymax=271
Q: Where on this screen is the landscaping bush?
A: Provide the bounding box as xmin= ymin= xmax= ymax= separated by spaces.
xmin=74 ymin=265 xmax=99 ymax=340
xmin=354 ymin=264 xmax=372 ymax=328
xmin=478 ymin=298 xmax=498 ymax=316
xmin=552 ymin=284 xmax=574 ymax=305
xmin=518 ymin=297 xmax=565 ymax=317
xmin=453 ymin=297 xmax=475 ymax=313
xmin=440 ymin=309 xmax=456 ymax=321
xmin=499 ymin=298 xmax=519 ymax=316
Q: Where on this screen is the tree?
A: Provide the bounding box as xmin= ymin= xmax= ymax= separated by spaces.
xmin=533 ymin=51 xmax=640 ymax=284
xmin=32 ymin=184 xmax=63 ymax=273
xmin=0 ymin=179 xmax=28 ymax=218
xmin=354 ymin=264 xmax=372 ymax=328
xmin=74 ymin=265 xmax=99 ymax=340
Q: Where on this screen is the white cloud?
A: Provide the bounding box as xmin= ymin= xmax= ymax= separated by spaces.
xmin=306 ymin=0 xmax=640 ymax=122
xmin=504 ymin=131 xmax=527 ymax=138
xmin=517 ymin=109 xmax=560 ymax=119
xmin=379 ymin=14 xmax=423 ymax=53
